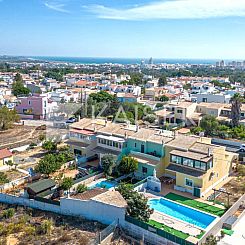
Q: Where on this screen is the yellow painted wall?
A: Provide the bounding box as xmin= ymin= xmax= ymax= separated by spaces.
xmin=0 ymin=156 xmax=14 ymax=168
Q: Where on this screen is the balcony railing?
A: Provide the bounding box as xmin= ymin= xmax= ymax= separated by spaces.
xmin=130 ymin=150 xmax=161 ymax=161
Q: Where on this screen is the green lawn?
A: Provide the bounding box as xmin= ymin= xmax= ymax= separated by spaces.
xmin=164 ymin=193 xmax=225 ymax=217
xmin=148 ymin=219 xmax=189 ymax=240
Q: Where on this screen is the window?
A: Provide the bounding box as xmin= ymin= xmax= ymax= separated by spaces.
xmin=207 ymin=161 xmax=213 ymax=170
xmin=135 ymin=143 xmax=137 ymax=147
xmin=177 ymin=109 xmax=183 ymax=113
xmin=171 ymin=155 xmax=182 ymax=164
xmin=142 ymin=167 xmax=148 ymax=174
xmin=28 ymin=100 xmax=31 ymax=105
xmin=183 ymin=158 xmax=194 ymax=167
xmin=185 ymin=178 xmax=193 ymax=187
xmin=195 ymin=161 xmax=206 ymax=171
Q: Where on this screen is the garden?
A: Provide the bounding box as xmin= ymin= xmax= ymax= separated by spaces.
xmin=165 ymin=193 xmax=226 ymax=217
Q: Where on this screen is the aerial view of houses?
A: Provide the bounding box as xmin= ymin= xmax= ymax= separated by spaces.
xmin=2 ymin=0 xmax=245 ymax=244
xmin=0 ymin=56 xmax=245 ymax=245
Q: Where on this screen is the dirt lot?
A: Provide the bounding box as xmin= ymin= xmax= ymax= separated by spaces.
xmin=0 ymin=125 xmax=44 ymax=150
xmin=215 ymin=173 xmax=245 ymax=206
xmin=0 ymin=203 xmax=105 ymax=245
xmin=2 ymin=169 xmax=26 ymax=182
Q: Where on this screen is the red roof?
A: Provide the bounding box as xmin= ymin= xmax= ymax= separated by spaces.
xmin=70 ymin=128 xmax=95 ymax=136
xmin=76 ymin=80 xmax=88 ymax=86
xmin=0 ymin=148 xmax=13 ymax=159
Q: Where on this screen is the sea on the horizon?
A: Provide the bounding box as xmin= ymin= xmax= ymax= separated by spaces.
xmin=30 ymin=56 xmax=217 ymax=65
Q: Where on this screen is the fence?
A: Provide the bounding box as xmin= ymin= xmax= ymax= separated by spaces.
xmin=125 ymin=215 xmax=195 ymax=245
xmin=0 ymin=175 xmax=29 ymax=191
xmin=199 ymin=194 xmax=245 ymax=244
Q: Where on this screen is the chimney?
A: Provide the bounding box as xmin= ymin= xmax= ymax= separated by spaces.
xmin=208 ymin=148 xmax=211 ymax=156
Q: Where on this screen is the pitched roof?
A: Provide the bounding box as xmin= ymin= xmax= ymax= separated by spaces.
xmin=72 ymin=188 xmax=107 ymax=200
xmin=0 ymin=148 xmax=13 ymax=159
xmin=92 ymin=190 xmax=127 ymax=208
xmin=26 ymin=179 xmax=56 ymax=193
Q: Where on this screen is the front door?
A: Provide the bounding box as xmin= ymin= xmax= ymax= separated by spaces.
xmin=141 ymin=144 xmax=145 ymax=153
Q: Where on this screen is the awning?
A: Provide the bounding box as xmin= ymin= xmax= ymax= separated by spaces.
xmin=91 ymin=146 xmax=120 ymax=156
xmin=66 ymin=140 xmax=89 ymax=148
xmin=166 ymin=164 xmax=204 ymax=177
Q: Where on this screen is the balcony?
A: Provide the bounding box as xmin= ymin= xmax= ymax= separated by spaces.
xmin=130 ymin=150 xmax=161 ymax=161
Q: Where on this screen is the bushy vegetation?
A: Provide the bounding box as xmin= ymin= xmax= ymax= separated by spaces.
xmin=0 ymin=106 xmax=20 ymax=130
xmin=42 ymin=140 xmax=57 ymax=152
xmin=117 ymin=156 xmax=138 ymax=175
xmin=77 ymin=183 xmax=88 ymax=193
xmin=35 ymin=150 xmax=73 ymax=176
xmin=78 ymin=91 xmax=154 ymax=123
xmin=60 ymin=177 xmax=73 ymax=192
xmin=191 ymin=115 xmax=245 ymax=140
xmin=0 ymin=172 xmax=9 ymax=185
xmin=101 ymin=154 xmax=116 ymax=176
xmin=117 ymin=184 xmax=153 ymax=222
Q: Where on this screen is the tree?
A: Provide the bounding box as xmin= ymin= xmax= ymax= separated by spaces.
xmin=159 ymin=95 xmax=169 ymax=102
xmin=60 ymin=177 xmax=73 ymax=192
xmin=143 ymin=114 xmax=157 ymax=124
xmin=42 ymin=140 xmax=57 ymax=153
xmin=117 ymin=183 xmax=153 ymax=222
xmin=231 ymin=93 xmax=243 ymax=127
xmin=118 ymin=156 xmax=138 ymax=175
xmin=6 ymin=160 xmax=14 ymax=170
xmin=101 ymin=155 xmax=116 ymax=176
xmin=158 ymin=75 xmax=167 ymax=87
xmin=35 ymin=154 xmax=61 ymax=176
xmin=15 ymin=73 xmax=23 ymax=82
xmin=0 ymin=107 xmax=19 ymax=130
xmin=12 ymin=81 xmax=30 ymax=96
xmin=200 ymin=115 xmax=219 ymax=136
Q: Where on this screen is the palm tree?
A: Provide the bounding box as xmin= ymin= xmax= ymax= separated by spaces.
xmin=231 ymin=93 xmax=242 ymax=127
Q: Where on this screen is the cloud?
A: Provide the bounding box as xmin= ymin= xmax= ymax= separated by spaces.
xmin=85 ymin=0 xmax=245 ymax=20
xmin=44 ymin=1 xmax=70 ymax=13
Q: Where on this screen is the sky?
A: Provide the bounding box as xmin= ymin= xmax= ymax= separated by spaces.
xmin=1 ymin=0 xmax=245 ymax=59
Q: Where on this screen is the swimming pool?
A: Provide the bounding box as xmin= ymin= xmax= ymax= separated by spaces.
xmin=89 ymin=180 xmax=118 ymax=189
xmin=148 ymin=198 xmax=216 ymax=229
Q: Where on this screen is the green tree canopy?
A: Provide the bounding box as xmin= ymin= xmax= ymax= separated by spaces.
xmin=231 ymin=93 xmax=243 ymax=127
xmin=158 ymin=75 xmax=167 ymax=87
xmin=12 ymin=81 xmax=30 ymax=96
xmin=117 ymin=183 xmax=153 ymax=222
xmin=118 ymin=156 xmax=138 ymax=175
xmin=0 ymin=106 xmax=19 ymax=130
xmin=200 ymin=115 xmax=219 ymax=136
xmin=101 ymin=154 xmax=116 ymax=176
xmin=35 ymin=154 xmax=62 ymax=176
xmin=60 ymin=177 xmax=73 ymax=191
xmin=42 ymin=140 xmax=57 ymax=153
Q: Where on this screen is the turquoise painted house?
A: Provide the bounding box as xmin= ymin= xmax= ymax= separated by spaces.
xmin=124 ymin=128 xmax=171 ymax=178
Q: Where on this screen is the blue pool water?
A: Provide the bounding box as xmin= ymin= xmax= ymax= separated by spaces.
xmin=89 ymin=180 xmax=118 ymax=189
xmin=148 ymin=198 xmax=216 ymax=229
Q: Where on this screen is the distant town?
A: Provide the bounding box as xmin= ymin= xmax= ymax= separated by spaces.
xmin=0 ymin=56 xmax=245 ymax=245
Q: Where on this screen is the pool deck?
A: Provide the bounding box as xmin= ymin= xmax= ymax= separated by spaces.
xmin=155 ymin=182 xmax=225 ymax=210
xmin=150 ymin=210 xmax=202 ymax=237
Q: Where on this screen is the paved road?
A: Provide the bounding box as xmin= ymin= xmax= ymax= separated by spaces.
xmin=22 ymin=119 xmax=53 ymax=127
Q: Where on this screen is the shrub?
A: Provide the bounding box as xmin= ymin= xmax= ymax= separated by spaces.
xmin=0 ymin=172 xmax=9 ymax=185
xmin=77 ymin=184 xmax=88 ymax=193
xmin=2 ymin=208 xmax=15 ymax=219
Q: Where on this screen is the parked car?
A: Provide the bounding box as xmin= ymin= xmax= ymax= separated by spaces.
xmin=66 ymin=117 xmax=77 ymax=124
